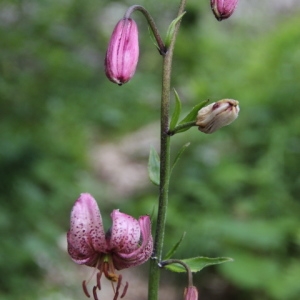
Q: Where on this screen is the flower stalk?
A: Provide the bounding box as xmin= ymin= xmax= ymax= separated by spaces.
xmin=148 ymin=0 xmax=187 ymax=299
xmin=168 ymin=121 xmax=197 ymax=136
xmin=125 ymin=5 xmax=166 ymax=55
xmin=159 ymin=259 xmax=198 ymax=299
xmin=159 ymin=259 xmax=193 ymax=286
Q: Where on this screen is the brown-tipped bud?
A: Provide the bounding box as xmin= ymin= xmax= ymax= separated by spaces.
xmin=184 ymin=286 xmax=198 ymax=300
xmin=105 ymin=18 xmax=139 ymax=85
xmin=196 ymin=99 xmax=239 ymax=134
xmin=211 ymin=0 xmax=238 ymax=21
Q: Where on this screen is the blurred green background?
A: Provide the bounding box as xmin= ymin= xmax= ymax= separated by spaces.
xmin=1 ymin=0 xmax=300 ymax=299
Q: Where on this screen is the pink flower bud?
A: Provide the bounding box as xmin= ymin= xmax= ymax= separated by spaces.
xmin=105 ymin=18 xmax=139 ymax=85
xmin=211 ymin=0 xmax=238 ymax=21
xmin=184 ymin=286 xmax=198 ymax=300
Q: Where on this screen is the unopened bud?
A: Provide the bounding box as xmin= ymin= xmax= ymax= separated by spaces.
xmin=211 ymin=0 xmax=238 ymax=21
xmin=105 ymin=18 xmax=139 ymax=85
xmin=184 ymin=286 xmax=198 ymax=300
xmin=196 ymin=99 xmax=239 ymax=134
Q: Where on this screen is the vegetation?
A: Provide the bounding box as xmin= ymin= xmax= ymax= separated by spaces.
xmin=0 ymin=0 xmax=300 ymax=299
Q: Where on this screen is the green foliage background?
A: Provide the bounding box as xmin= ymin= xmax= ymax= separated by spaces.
xmin=1 ymin=0 xmax=300 ymax=299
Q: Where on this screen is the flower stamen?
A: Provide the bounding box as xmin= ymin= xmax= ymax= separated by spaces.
xmin=92 ymin=286 xmax=99 ymax=300
xmin=103 ymin=261 xmax=119 ymax=282
xmin=113 ymin=290 xmax=119 ymax=300
xmin=96 ymin=271 xmax=102 ymax=290
xmin=116 ymin=274 xmax=122 ymax=293
xmin=82 ymin=280 xmax=91 ymax=298
xmin=120 ymin=281 xmax=129 ymax=298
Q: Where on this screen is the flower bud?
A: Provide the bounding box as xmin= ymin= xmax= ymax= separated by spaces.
xmin=196 ymin=99 xmax=239 ymax=134
xmin=105 ymin=18 xmax=139 ymax=85
xmin=184 ymin=286 xmax=198 ymax=300
xmin=211 ymin=0 xmax=239 ymax=21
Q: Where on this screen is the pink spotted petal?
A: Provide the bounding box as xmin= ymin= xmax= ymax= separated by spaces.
xmin=112 ymin=215 xmax=153 ymax=270
xmin=108 ymin=210 xmax=141 ymax=253
xmin=67 ymin=193 xmax=107 ymax=266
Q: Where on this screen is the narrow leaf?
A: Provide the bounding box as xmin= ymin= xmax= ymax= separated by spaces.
xmin=177 ymin=100 xmax=209 ymax=133
xmin=165 ymin=12 xmax=186 ymax=48
xmin=170 ymin=143 xmax=190 ymax=175
xmin=164 ymin=232 xmax=186 ymax=260
xmin=148 ymin=26 xmax=159 ymax=51
xmin=169 ymin=89 xmax=182 ymax=131
xmin=165 ymin=256 xmax=233 ymax=273
xmin=148 ymin=146 xmax=160 ymax=186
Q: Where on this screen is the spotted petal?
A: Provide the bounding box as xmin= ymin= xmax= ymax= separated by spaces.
xmin=112 ymin=215 xmax=153 ymax=270
xmin=108 ymin=210 xmax=141 ymax=253
xmin=67 ymin=193 xmax=107 ymax=266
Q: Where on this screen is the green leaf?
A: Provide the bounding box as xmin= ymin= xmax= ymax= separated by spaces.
xmin=169 ymin=89 xmax=182 ymax=131
xmin=164 ymin=256 xmax=233 ymax=273
xmin=148 ymin=26 xmax=159 ymax=51
xmin=170 ymin=143 xmax=190 ymax=175
xmin=177 ymin=100 xmax=209 ymax=133
xmin=165 ymin=12 xmax=186 ymax=48
xmin=148 ymin=146 xmax=160 ymax=186
xmin=164 ymin=232 xmax=186 ymax=260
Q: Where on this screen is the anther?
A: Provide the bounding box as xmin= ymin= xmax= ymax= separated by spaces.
xmin=96 ymin=272 xmax=102 ymax=290
xmin=116 ymin=274 xmax=122 ymax=294
xmin=113 ymin=291 xmax=119 ymax=300
xmin=120 ymin=282 xmax=129 ymax=298
xmin=92 ymin=286 xmax=99 ymax=300
xmin=82 ymin=280 xmax=91 ymax=298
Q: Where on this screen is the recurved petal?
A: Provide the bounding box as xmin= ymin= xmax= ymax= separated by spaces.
xmin=112 ymin=215 xmax=153 ymax=270
xmin=108 ymin=210 xmax=141 ymax=253
xmin=67 ymin=193 xmax=107 ymax=265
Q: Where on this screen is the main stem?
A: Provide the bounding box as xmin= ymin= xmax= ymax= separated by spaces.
xmin=148 ymin=0 xmax=186 ymax=299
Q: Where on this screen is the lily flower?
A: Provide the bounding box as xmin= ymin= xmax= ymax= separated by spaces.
xmin=67 ymin=193 xmax=153 ymax=300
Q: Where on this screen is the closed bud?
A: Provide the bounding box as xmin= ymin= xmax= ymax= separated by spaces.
xmin=105 ymin=18 xmax=139 ymax=85
xmin=210 ymin=0 xmax=239 ymax=21
xmin=196 ymin=99 xmax=239 ymax=134
xmin=184 ymin=286 xmax=198 ymax=300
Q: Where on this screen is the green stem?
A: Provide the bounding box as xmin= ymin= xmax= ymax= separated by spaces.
xmin=168 ymin=121 xmax=197 ymax=136
xmin=159 ymin=259 xmax=193 ymax=287
xmin=125 ymin=5 xmax=166 ymax=55
xmin=148 ymin=0 xmax=187 ymax=299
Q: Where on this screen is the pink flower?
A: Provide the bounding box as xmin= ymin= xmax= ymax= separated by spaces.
xmin=105 ymin=18 xmax=139 ymax=85
xmin=210 ymin=0 xmax=239 ymax=21
xmin=67 ymin=193 xmax=153 ymax=299
xmin=184 ymin=286 xmax=199 ymax=300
